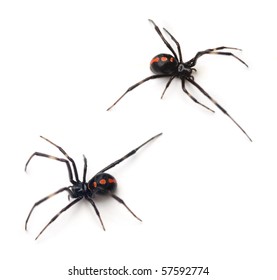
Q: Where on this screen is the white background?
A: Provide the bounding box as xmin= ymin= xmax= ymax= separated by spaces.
xmin=1 ymin=0 xmax=276 ymax=279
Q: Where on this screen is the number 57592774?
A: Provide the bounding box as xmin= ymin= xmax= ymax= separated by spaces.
xmin=161 ymin=266 xmax=209 ymax=276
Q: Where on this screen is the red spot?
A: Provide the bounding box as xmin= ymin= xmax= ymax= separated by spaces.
xmin=150 ymin=57 xmax=159 ymax=64
xmin=161 ymin=57 xmax=168 ymax=62
xmin=170 ymin=57 xmax=174 ymax=62
xmin=108 ymin=178 xmax=116 ymax=184
xmin=99 ymin=179 xmax=106 ymax=185
xmin=93 ymin=182 xmax=97 ymax=188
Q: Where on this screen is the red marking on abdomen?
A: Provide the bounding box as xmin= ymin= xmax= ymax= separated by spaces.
xmin=150 ymin=57 xmax=159 ymax=64
xmin=99 ymin=179 xmax=107 ymax=185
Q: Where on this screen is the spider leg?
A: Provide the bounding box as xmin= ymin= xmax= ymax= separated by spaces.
xmin=25 ymin=152 xmax=76 ymax=184
xmin=181 ymin=78 xmax=215 ymax=113
xmin=35 ymin=196 xmax=82 ymax=240
xmin=187 ymin=46 xmax=248 ymax=67
xmin=162 ymin=27 xmax=183 ymax=62
xmin=83 ymin=155 xmax=87 ymax=184
xmin=86 ymin=197 xmax=106 ymax=231
xmin=40 ymin=136 xmax=80 ymax=181
xmin=98 ymin=133 xmax=162 ymax=173
xmin=110 ymin=193 xmax=142 ymax=221
xmin=187 ymin=78 xmax=252 ymax=142
xmin=25 ymin=187 xmax=74 ymax=231
xmin=107 ymin=74 xmax=169 ymax=111
xmin=161 ymin=75 xmax=176 ymax=99
xmin=148 ymin=19 xmax=178 ymax=60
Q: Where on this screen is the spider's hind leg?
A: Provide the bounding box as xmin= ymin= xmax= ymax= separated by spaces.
xmin=110 ymin=193 xmax=142 ymax=222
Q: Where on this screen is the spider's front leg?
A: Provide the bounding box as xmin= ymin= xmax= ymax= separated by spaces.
xmin=187 ymin=46 xmax=248 ymax=68
xmin=187 ymin=77 xmax=252 ymax=142
xmin=25 ymin=152 xmax=76 ymax=185
xmin=34 ymin=196 xmax=82 ymax=240
xmin=25 ymin=187 xmax=74 ymax=231
xmin=181 ymin=78 xmax=214 ymax=113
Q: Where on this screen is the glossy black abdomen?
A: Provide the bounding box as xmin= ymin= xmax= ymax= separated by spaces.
xmin=150 ymin=53 xmax=178 ymax=75
xmin=88 ymin=173 xmax=117 ymax=195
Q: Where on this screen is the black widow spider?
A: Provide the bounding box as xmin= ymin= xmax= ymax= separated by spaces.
xmin=25 ymin=133 xmax=162 ymax=240
xmin=107 ymin=19 xmax=251 ymax=142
